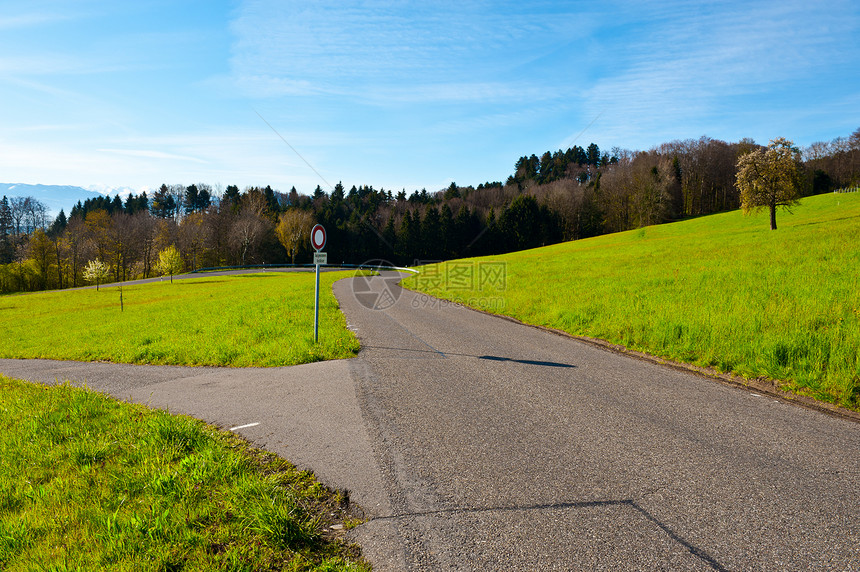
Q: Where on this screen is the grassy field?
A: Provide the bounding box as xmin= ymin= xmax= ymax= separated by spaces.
xmin=404 ymin=192 xmax=860 ymax=410
xmin=0 ymin=271 xmax=359 ymax=367
xmin=0 ymin=375 xmax=368 ymax=571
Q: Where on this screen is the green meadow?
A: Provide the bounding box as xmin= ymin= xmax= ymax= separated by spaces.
xmin=0 ymin=376 xmax=368 ymax=571
xmin=404 ymin=192 xmax=860 ymax=410
xmin=0 ymin=271 xmax=360 ymax=367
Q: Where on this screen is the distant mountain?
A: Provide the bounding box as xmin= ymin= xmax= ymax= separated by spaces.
xmin=0 ymin=183 xmax=108 ymax=219
xmin=85 ymin=184 xmax=142 ymax=198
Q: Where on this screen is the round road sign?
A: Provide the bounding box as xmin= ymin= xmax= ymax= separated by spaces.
xmin=311 ymin=224 xmax=326 ymax=251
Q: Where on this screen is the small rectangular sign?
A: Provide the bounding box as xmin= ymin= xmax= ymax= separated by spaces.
xmin=313 ymin=252 xmax=327 ymax=265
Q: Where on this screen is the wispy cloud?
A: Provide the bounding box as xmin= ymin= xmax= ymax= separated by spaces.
xmin=574 ymin=0 xmax=860 ymax=148
xmin=99 ymin=149 xmax=209 ymax=164
xmin=1 ymin=0 xmax=857 ymax=193
xmin=227 ymin=0 xmax=589 ymax=104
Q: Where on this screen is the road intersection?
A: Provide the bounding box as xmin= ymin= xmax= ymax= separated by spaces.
xmin=3 ymin=273 xmax=859 ymax=570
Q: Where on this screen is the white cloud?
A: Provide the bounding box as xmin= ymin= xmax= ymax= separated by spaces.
xmin=99 ymin=149 xmax=209 ymax=164
xmin=227 ymin=0 xmax=589 ymax=104
xmin=571 ymin=0 xmax=860 ymax=150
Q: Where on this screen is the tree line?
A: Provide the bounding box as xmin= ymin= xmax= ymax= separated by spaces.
xmin=2 ymin=128 xmax=858 ymax=294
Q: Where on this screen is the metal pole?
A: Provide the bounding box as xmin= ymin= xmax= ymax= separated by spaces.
xmin=314 ymin=262 xmax=320 ymax=343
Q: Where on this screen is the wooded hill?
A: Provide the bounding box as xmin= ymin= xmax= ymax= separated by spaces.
xmin=1 ymin=128 xmax=858 ymax=294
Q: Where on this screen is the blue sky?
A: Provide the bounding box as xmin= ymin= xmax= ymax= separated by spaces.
xmin=1 ymin=0 xmax=858 ymax=196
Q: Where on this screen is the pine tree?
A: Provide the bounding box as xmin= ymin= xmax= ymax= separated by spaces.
xmin=48 ymin=209 xmax=67 ymax=238
xmin=331 ymin=182 xmax=345 ymax=203
xmin=0 ymin=196 xmax=13 ymax=264
xmin=421 ymin=206 xmax=442 ymax=260
xmin=185 ymin=184 xmax=200 ymax=214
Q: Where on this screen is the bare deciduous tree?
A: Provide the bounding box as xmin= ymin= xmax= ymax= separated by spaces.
xmin=230 ymin=191 xmax=272 ymax=266
xmin=9 ymin=197 xmax=29 ymax=234
xmin=178 ymin=211 xmax=210 ymax=271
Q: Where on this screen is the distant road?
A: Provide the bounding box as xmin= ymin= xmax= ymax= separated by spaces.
xmin=3 ymin=272 xmax=858 ymax=570
xmin=66 ymin=266 xmax=322 ymax=290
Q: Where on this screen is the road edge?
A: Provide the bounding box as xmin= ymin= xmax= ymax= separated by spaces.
xmin=399 ymin=284 xmax=860 ymax=425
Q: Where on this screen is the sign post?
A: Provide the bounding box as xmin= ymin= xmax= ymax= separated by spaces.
xmin=311 ymin=224 xmax=326 ymax=343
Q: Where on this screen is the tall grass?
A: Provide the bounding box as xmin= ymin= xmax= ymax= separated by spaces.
xmin=404 ymin=192 xmax=860 ymax=410
xmin=0 ymin=375 xmax=368 ymax=571
xmin=0 ymin=271 xmax=359 ymax=367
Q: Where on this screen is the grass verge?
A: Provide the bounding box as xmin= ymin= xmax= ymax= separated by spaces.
xmin=0 ymin=271 xmax=360 ymax=367
xmin=403 ymin=192 xmax=860 ymax=411
xmin=0 ymin=375 xmax=369 ymax=571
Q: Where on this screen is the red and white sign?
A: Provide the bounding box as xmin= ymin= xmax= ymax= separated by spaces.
xmin=311 ymin=224 xmax=326 ymax=251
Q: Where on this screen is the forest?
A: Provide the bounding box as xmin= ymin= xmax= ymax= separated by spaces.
xmin=1 ymin=128 xmax=858 ymax=294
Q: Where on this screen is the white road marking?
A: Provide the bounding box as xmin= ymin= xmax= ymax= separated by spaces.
xmin=228 ymin=422 xmax=260 ymax=431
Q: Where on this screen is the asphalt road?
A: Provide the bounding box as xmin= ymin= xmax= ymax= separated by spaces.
xmin=3 ymin=272 xmax=859 ymax=570
xmin=335 ymin=273 xmax=860 ymax=571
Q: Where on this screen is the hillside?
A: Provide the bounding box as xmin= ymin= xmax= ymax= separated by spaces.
xmin=404 ymin=191 xmax=860 ymax=411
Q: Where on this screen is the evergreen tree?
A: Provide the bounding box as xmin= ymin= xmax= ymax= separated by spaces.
xmin=586 ymin=143 xmax=601 ymax=166
xmin=0 ymin=196 xmax=13 ymax=263
xmin=538 ymin=151 xmax=553 ymax=183
xmin=198 ymin=186 xmax=212 ymax=211
xmin=439 ymin=203 xmax=453 ymax=258
xmin=264 ymin=185 xmax=278 ymax=213
xmin=48 ymin=209 xmax=68 ymax=238
xmin=482 ymin=208 xmax=500 ymax=256
xmin=382 ymin=215 xmax=397 ymax=257
xmin=124 ymin=193 xmax=142 ymax=214
xmin=70 ymin=200 xmax=84 ymax=220
xmin=185 ymin=184 xmax=200 ymax=214
xmin=331 ymin=182 xmax=345 ymax=203
xmin=396 ymin=210 xmax=421 ymax=264
xmin=421 ymin=206 xmax=442 ymax=260
xmin=444 ymin=182 xmax=460 ymax=200
xmin=224 ymin=185 xmax=241 ymax=207
xmin=453 ymin=205 xmax=476 ymax=256
xmin=500 ymin=195 xmax=541 ymax=251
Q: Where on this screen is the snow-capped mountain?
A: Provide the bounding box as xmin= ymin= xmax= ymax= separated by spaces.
xmin=0 ymin=183 xmax=145 ymax=219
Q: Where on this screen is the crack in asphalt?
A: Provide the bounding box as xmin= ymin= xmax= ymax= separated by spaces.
xmin=367 ymin=498 xmax=728 ymax=571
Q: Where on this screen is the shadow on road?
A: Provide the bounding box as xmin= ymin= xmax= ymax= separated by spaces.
xmin=360 ymin=345 xmax=577 ymax=368
xmin=478 ymin=355 xmax=576 ymax=368
xmin=367 ymin=498 xmax=727 ymax=572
